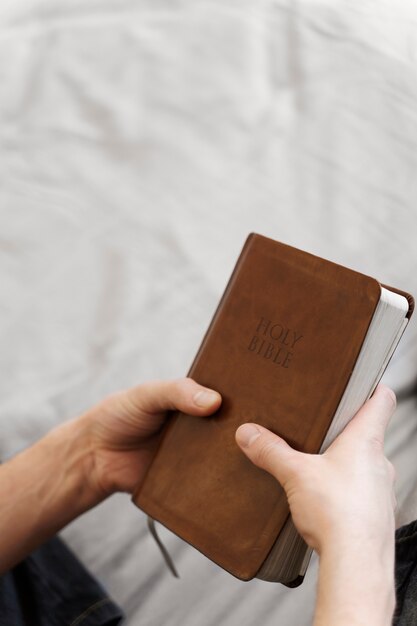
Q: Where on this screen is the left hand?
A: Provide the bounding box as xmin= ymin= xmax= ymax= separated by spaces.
xmin=81 ymin=377 xmax=222 ymax=500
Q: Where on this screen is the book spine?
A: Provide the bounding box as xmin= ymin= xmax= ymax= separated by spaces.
xmin=186 ymin=233 xmax=256 ymax=378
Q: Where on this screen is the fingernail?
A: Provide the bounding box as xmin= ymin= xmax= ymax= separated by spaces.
xmin=236 ymin=424 xmax=261 ymax=448
xmin=193 ymin=389 xmax=219 ymax=408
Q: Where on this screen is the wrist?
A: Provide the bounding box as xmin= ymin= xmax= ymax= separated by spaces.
xmin=313 ymin=505 xmax=395 ymax=553
xmin=44 ymin=415 xmax=104 ymax=514
xmin=0 ymin=415 xmax=103 ymax=573
xmin=315 ymin=531 xmax=395 ymax=626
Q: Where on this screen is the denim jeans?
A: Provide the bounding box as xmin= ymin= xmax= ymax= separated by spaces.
xmin=0 ymin=536 xmax=124 ymax=626
xmin=1 ymin=522 xmax=417 ymax=625
xmin=394 ymin=519 xmax=417 ymax=625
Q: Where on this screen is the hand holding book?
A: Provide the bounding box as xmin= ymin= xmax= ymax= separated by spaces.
xmin=118 ymin=376 xmax=396 ymax=625
xmin=0 ymin=372 xmax=396 ymax=626
xmin=134 ymin=234 xmax=413 ymax=585
xmin=235 ymin=383 xmax=397 ymax=556
xmin=83 ymin=377 xmax=222 ymax=499
xmin=0 ymin=377 xmax=222 ymax=576
xmin=236 ymin=383 xmax=397 ymax=626
xmin=93 ymin=375 xmax=396 ymax=625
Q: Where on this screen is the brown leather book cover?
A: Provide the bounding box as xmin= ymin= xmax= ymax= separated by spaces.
xmin=132 ymin=233 xmax=414 ymax=581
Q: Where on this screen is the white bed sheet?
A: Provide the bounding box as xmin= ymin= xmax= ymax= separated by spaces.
xmin=1 ymin=1 xmax=417 ymax=624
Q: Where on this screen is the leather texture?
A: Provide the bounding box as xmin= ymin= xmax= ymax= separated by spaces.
xmin=133 ymin=233 xmax=412 ymax=581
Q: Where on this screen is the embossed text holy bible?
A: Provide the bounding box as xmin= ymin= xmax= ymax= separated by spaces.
xmin=132 ymin=233 xmax=414 ymax=586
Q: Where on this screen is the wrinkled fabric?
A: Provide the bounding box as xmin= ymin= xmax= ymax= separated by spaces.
xmin=1 ymin=1 xmax=417 ymax=625
xmin=0 ymin=537 xmax=124 ymax=626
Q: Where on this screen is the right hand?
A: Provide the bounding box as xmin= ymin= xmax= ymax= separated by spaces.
xmin=235 ymin=384 xmax=397 ymax=554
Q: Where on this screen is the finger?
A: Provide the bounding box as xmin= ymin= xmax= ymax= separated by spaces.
xmin=124 ymin=377 xmax=222 ymax=416
xmin=336 ymin=384 xmax=396 ymax=445
xmin=235 ymin=423 xmax=300 ymax=486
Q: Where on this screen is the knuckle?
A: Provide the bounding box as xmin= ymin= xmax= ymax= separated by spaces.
xmin=173 ymin=377 xmax=187 ymax=390
xmin=100 ymin=390 xmax=126 ymax=413
xmin=256 ymin=440 xmax=279 ymax=468
xmin=171 ymin=377 xmax=189 ymax=399
xmin=367 ymin=435 xmax=384 ymax=453
xmin=178 ymin=377 xmax=197 ymax=397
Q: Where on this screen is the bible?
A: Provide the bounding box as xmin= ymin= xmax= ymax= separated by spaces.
xmin=132 ymin=233 xmax=414 ymax=586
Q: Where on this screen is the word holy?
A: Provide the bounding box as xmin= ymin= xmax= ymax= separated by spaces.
xmin=247 ymin=317 xmax=303 ymax=368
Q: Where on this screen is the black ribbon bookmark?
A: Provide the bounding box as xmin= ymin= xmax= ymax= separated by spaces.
xmin=147 ymin=517 xmax=180 ymax=578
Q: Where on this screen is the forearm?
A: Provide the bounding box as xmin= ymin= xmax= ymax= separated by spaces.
xmin=0 ymin=417 xmax=100 ymax=574
xmin=314 ymin=531 xmax=395 ymax=626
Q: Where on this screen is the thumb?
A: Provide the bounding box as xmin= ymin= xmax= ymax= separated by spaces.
xmin=235 ymin=423 xmax=299 ymax=486
xmin=123 ymin=377 xmax=222 ymax=417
